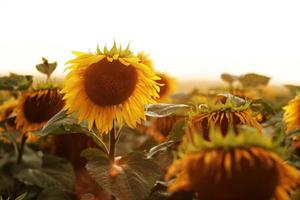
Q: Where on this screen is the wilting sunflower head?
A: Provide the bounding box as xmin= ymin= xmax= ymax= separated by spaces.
xmin=15 ymin=87 xmax=64 ymax=133
xmin=147 ymin=115 xmax=184 ymax=142
xmin=187 ymin=95 xmax=261 ymax=140
xmin=156 ymin=73 xmax=177 ymax=102
xmin=166 ymin=128 xmax=300 ymax=200
xmin=62 ymin=43 xmax=160 ymax=133
xmin=0 ymin=98 xmax=19 ymax=131
xmin=284 ymin=94 xmax=300 ymax=133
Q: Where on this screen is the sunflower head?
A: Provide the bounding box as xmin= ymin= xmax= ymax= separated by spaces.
xmin=166 ymin=128 xmax=300 ymax=200
xmin=137 ymin=51 xmax=154 ymax=69
xmin=0 ymin=98 xmax=19 ymax=131
xmin=147 ymin=115 xmax=184 ymax=142
xmin=156 ymin=73 xmax=177 ymax=102
xmin=15 ymin=86 xmax=64 ymax=133
xmin=62 ymin=43 xmax=160 ymax=133
xmin=187 ymin=95 xmax=261 ymax=140
xmin=284 ymin=94 xmax=300 ymax=133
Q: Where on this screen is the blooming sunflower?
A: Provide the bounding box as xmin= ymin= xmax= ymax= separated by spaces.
xmin=187 ymin=96 xmax=261 ymax=140
xmin=62 ymin=44 xmax=160 ymax=133
xmin=166 ymin=128 xmax=300 ymax=200
xmin=284 ymin=94 xmax=300 ymax=133
xmin=155 ymin=73 xmax=177 ymax=102
xmin=137 ymin=52 xmax=177 ymax=102
xmin=15 ymin=87 xmax=64 ymax=133
xmin=137 ymin=51 xmax=154 ymax=69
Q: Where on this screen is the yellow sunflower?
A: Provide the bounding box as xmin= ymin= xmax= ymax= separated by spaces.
xmin=62 ymin=44 xmax=160 ymax=134
xmin=156 ymin=73 xmax=177 ymax=102
xmin=166 ymin=128 xmax=300 ymax=200
xmin=137 ymin=51 xmax=154 ymax=69
xmin=15 ymin=87 xmax=64 ymax=133
xmin=187 ymin=96 xmax=261 ymax=140
xmin=284 ymin=94 xmax=300 ymax=132
xmin=137 ymin=52 xmax=177 ymax=102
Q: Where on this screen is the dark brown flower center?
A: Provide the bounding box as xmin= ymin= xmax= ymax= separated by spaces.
xmin=84 ymin=59 xmax=138 ymax=106
xmin=157 ymin=75 xmax=169 ymax=98
xmin=23 ymin=90 xmax=64 ymax=123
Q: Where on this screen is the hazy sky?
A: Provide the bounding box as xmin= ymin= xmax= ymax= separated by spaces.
xmin=0 ymin=0 xmax=299 ymax=84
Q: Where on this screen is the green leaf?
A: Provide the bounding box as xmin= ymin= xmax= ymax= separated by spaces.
xmin=0 ymin=73 xmax=33 ymax=91
xmin=284 ymin=84 xmax=300 ymax=95
xmin=36 ymin=57 xmax=57 ymax=77
xmin=0 ymin=171 xmax=14 ymax=193
xmin=145 ymin=104 xmax=190 ymax=118
xmin=238 ymin=73 xmax=271 ymax=87
xmin=14 ymin=155 xmax=74 ymax=192
xmin=36 ymin=110 xmax=89 ymax=136
xmin=15 ymin=193 xmax=27 ymax=200
xmin=147 ymin=141 xmax=175 ymax=158
xmin=37 ymin=188 xmax=74 ymax=200
xmin=220 ymin=73 xmax=238 ymax=84
xmin=84 ymin=151 xmax=162 ymax=200
xmin=167 ymin=120 xmax=186 ymax=142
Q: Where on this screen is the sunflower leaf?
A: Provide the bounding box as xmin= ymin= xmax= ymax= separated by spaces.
xmin=145 ymin=104 xmax=190 ymax=118
xmin=167 ymin=121 xmax=186 ymax=143
xmin=238 ymin=73 xmax=270 ymax=87
xmin=220 ymin=73 xmax=238 ymax=84
xmin=83 ymin=150 xmax=162 ymax=200
xmin=14 ymin=155 xmax=74 ymax=192
xmin=0 ymin=73 xmax=33 ymax=91
xmin=37 ymin=188 xmax=74 ymax=200
xmin=36 ymin=58 xmax=57 ymax=77
xmin=36 ymin=110 xmax=89 ymax=136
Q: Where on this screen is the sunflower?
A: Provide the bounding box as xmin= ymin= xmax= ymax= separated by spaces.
xmin=284 ymin=94 xmax=300 ymax=133
xmin=137 ymin=52 xmax=177 ymax=102
xmin=0 ymin=98 xmax=18 ymax=131
xmin=15 ymin=87 xmax=64 ymax=133
xmin=187 ymin=96 xmax=261 ymax=140
xmin=166 ymin=128 xmax=300 ymax=200
xmin=155 ymin=73 xmax=177 ymax=102
xmin=137 ymin=51 xmax=154 ymax=69
xmin=62 ymin=44 xmax=160 ymax=133
xmin=147 ymin=115 xmax=183 ymax=142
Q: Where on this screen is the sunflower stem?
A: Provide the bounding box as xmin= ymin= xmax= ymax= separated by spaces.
xmin=109 ymin=120 xmax=117 ymax=163
xmin=17 ymin=134 xmax=27 ymax=164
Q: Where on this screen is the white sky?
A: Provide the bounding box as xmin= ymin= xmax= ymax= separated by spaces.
xmin=0 ymin=0 xmax=300 ymax=84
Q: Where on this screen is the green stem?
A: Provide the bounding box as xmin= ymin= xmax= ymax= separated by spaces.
xmin=17 ymin=134 xmax=27 ymax=164
xmin=109 ymin=120 xmax=117 ymax=163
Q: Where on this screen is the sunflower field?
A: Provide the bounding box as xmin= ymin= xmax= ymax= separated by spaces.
xmin=1 ymin=43 xmax=300 ymax=200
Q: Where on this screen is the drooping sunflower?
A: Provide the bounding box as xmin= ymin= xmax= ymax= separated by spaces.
xmin=284 ymin=94 xmax=300 ymax=133
xmin=166 ymin=128 xmax=300 ymax=200
xmin=0 ymin=98 xmax=18 ymax=131
xmin=15 ymin=87 xmax=64 ymax=133
xmin=147 ymin=115 xmax=184 ymax=142
xmin=187 ymin=95 xmax=261 ymax=140
xmin=62 ymin=44 xmax=160 ymax=133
